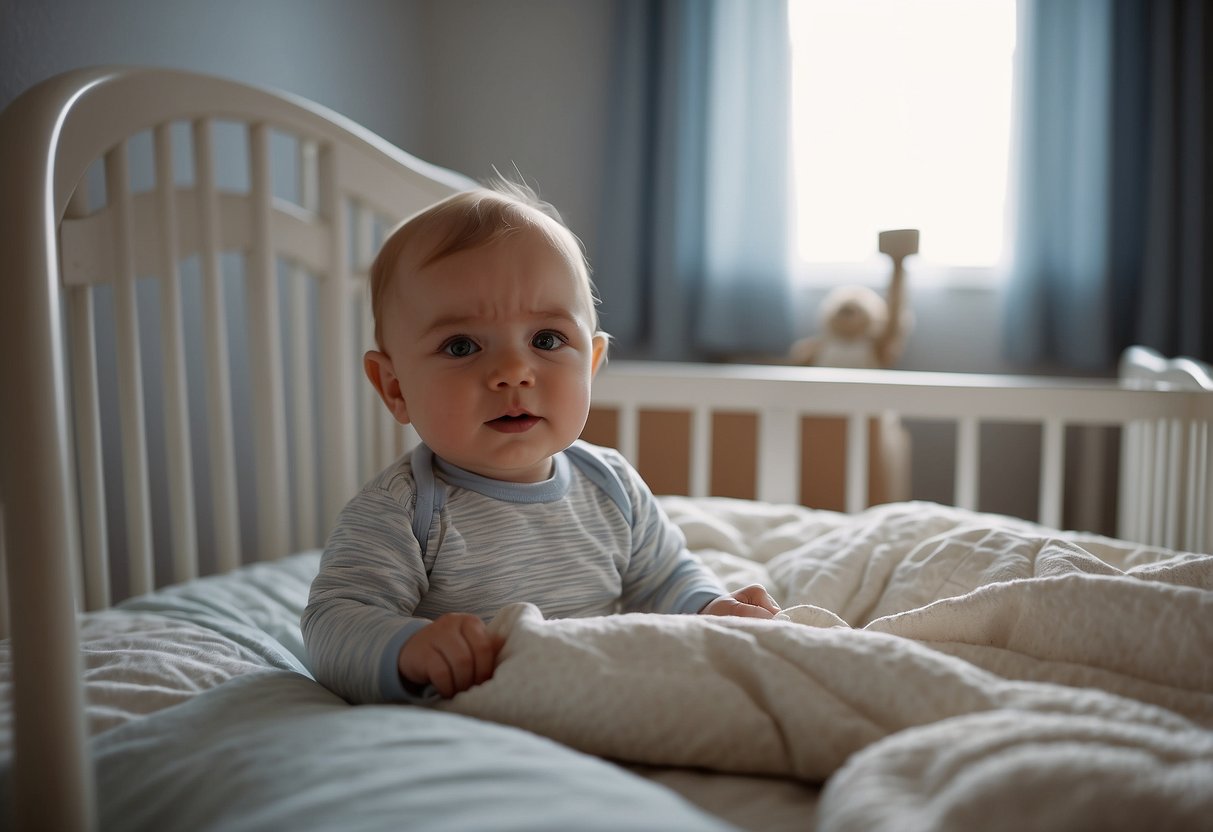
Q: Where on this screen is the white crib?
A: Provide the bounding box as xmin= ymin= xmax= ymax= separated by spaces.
xmin=1 ymin=67 xmax=1210 ymax=831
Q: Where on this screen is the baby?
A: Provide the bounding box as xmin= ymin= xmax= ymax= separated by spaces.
xmin=302 ymin=180 xmax=779 ymax=704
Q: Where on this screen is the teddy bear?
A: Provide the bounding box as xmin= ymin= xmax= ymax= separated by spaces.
xmin=789 ymin=229 xmax=917 ymax=369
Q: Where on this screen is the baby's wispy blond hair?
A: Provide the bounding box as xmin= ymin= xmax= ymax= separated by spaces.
xmin=369 ymin=177 xmax=600 ymax=350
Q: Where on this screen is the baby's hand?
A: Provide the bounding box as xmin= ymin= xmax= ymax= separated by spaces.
xmin=698 ymin=584 xmax=781 ymax=619
xmin=398 ymin=612 xmax=504 ymax=698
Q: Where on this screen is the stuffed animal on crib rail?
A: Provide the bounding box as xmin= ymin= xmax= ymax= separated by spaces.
xmin=789 ymin=228 xmax=917 ymax=369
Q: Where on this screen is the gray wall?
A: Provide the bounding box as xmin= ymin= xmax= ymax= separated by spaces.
xmin=415 ymin=0 xmax=617 ymax=259
xmin=1 ymin=0 xmax=429 ymax=152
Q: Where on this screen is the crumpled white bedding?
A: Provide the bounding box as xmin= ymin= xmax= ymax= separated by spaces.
xmin=441 ymin=499 xmax=1213 ymax=830
xmin=1 ymin=498 xmax=1209 ymax=831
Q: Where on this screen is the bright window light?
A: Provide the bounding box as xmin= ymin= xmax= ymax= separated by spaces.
xmin=788 ymin=0 xmax=1017 ymax=279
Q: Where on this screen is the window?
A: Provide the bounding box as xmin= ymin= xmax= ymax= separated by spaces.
xmin=788 ymin=0 xmax=1017 ymax=284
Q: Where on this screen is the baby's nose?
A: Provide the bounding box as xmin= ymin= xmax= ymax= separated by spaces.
xmin=489 ymin=353 xmax=535 ymax=388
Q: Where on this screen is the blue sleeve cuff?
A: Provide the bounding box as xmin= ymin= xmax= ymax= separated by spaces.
xmin=676 ymin=588 xmax=724 ymax=615
xmin=378 ymin=619 xmax=441 ymax=704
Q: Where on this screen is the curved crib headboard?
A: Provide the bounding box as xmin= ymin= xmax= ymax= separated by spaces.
xmin=0 ymin=66 xmax=474 ymax=830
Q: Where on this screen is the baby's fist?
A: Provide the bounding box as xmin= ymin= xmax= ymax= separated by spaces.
xmin=398 ymin=612 xmax=503 ymax=698
xmin=699 ymin=584 xmax=780 ymax=619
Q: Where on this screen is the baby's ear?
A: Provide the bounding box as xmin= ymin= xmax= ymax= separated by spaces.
xmin=590 ymin=333 xmax=609 ymax=377
xmin=364 ymin=350 xmax=411 ymax=425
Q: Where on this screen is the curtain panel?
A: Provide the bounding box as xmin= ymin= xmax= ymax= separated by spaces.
xmin=1006 ymin=0 xmax=1212 ymax=370
xmin=595 ymin=0 xmax=794 ymax=361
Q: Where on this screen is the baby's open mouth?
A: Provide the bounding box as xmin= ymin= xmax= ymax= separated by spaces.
xmin=486 ymin=413 xmax=541 ymax=433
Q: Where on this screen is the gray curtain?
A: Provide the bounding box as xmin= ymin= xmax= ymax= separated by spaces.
xmin=595 ymin=0 xmax=793 ymax=360
xmin=1005 ymin=0 xmax=1212 ymax=370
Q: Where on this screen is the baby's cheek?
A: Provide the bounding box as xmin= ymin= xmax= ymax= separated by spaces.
xmin=414 ymin=400 xmax=469 ymax=446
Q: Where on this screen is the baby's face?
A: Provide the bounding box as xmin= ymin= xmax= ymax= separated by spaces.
xmin=378 ymin=230 xmax=604 ymax=482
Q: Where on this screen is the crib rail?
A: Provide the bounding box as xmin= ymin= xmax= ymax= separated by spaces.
xmin=591 ymin=361 xmax=1213 ymax=551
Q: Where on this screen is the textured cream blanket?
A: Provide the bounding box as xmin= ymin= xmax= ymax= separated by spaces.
xmin=444 ymin=499 xmax=1213 ymax=831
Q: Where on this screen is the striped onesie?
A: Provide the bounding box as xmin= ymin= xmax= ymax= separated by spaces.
xmin=301 ymin=440 xmax=725 ymax=704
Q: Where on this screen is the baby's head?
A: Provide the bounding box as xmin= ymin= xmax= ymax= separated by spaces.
xmin=364 ymin=181 xmax=609 ymax=483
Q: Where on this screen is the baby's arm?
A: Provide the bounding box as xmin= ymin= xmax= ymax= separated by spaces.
xmin=698 ymin=583 xmax=781 ymax=619
xmin=303 ymin=485 xmax=440 ymax=704
xmin=604 ymin=449 xmax=782 ymax=619
xmin=397 ymin=613 xmax=503 ymax=699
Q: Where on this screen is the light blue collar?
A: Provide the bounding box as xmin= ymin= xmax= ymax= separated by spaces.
xmin=431 ymin=451 xmax=572 ymax=503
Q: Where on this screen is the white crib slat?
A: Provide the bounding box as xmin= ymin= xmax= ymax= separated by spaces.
xmin=300 ymin=139 xmax=320 ymax=215
xmin=1198 ymin=426 xmax=1208 ymax=557
xmin=1038 ymin=417 xmax=1064 ymax=530
xmin=358 ymin=204 xmax=395 ymax=472
xmin=247 ymin=123 xmax=291 ymax=560
xmin=66 ymin=182 xmax=111 ymax=611
xmin=1183 ymin=420 xmax=1205 ymax=551
xmin=1138 ymin=421 xmax=1157 ymax=543
xmin=1134 ymin=422 xmax=1148 ymax=542
xmin=154 ymin=124 xmax=199 ymax=583
xmin=358 ymin=250 xmax=377 ymax=481
xmin=845 ymin=413 xmax=868 ymax=513
xmin=1163 ymin=419 xmax=1183 ymax=550
xmin=1117 ymin=421 xmax=1139 ymax=542
xmin=356 ymin=200 xmax=375 ymax=272
xmin=758 ymin=409 xmax=799 ymax=505
xmin=319 ymin=144 xmax=358 ymax=528
xmin=618 ymin=404 xmax=639 ymax=466
xmin=193 ymin=118 xmax=242 ymax=571
xmin=690 ymin=406 xmax=711 ymax=498
xmin=359 ymin=313 xmax=374 ymax=480
xmin=106 ymin=143 xmax=155 ymax=596
xmin=1150 ymin=421 xmax=1167 ymax=546
xmin=69 ymin=286 xmax=110 ymax=609
xmin=288 ymin=268 xmax=318 ymax=550
xmin=955 ymin=416 xmax=979 ymax=511
xmin=291 ymin=140 xmax=320 ymax=550
xmin=354 ymin=204 xmax=395 ymax=473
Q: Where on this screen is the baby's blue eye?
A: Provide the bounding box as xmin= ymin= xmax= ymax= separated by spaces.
xmin=532 ymin=331 xmax=564 ymax=351
xmin=443 ymin=337 xmax=479 ymax=357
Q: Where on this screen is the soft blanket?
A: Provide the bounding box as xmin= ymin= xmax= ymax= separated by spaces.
xmin=442 ymin=499 xmax=1213 ymax=831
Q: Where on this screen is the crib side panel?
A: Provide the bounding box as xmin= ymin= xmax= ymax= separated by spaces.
xmin=22 ymin=69 xmax=471 ymax=612
xmin=588 ymin=362 xmax=1211 ymax=551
